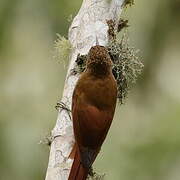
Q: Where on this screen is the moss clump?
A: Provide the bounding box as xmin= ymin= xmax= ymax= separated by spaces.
xmin=53 ymin=34 xmax=72 ymax=66
xmin=107 ymin=34 xmax=144 ymax=104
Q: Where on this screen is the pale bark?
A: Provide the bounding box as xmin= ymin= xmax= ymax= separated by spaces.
xmin=45 ymin=0 xmax=125 ymax=179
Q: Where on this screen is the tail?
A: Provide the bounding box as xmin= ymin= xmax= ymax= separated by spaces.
xmin=68 ymin=150 xmax=89 ymax=180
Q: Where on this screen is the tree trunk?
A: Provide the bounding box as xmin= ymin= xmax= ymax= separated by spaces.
xmin=45 ymin=0 xmax=125 ymax=179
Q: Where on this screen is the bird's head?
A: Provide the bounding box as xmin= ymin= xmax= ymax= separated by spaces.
xmin=86 ymin=45 xmax=112 ymax=76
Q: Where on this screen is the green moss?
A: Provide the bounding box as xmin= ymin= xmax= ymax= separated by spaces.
xmin=53 ymin=34 xmax=72 ymax=66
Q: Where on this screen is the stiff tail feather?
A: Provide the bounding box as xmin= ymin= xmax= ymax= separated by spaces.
xmin=68 ymin=150 xmax=89 ymax=180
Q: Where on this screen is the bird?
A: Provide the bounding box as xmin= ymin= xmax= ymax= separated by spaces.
xmin=68 ymin=45 xmax=117 ymax=180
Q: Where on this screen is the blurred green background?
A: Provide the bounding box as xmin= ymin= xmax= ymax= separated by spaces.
xmin=0 ymin=0 xmax=180 ymax=179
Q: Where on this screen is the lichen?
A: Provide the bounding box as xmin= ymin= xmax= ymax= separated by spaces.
xmin=87 ymin=171 xmax=105 ymax=180
xmin=53 ymin=34 xmax=72 ymax=66
xmin=39 ymin=133 xmax=53 ymax=146
xmin=107 ymin=33 xmax=144 ymax=104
